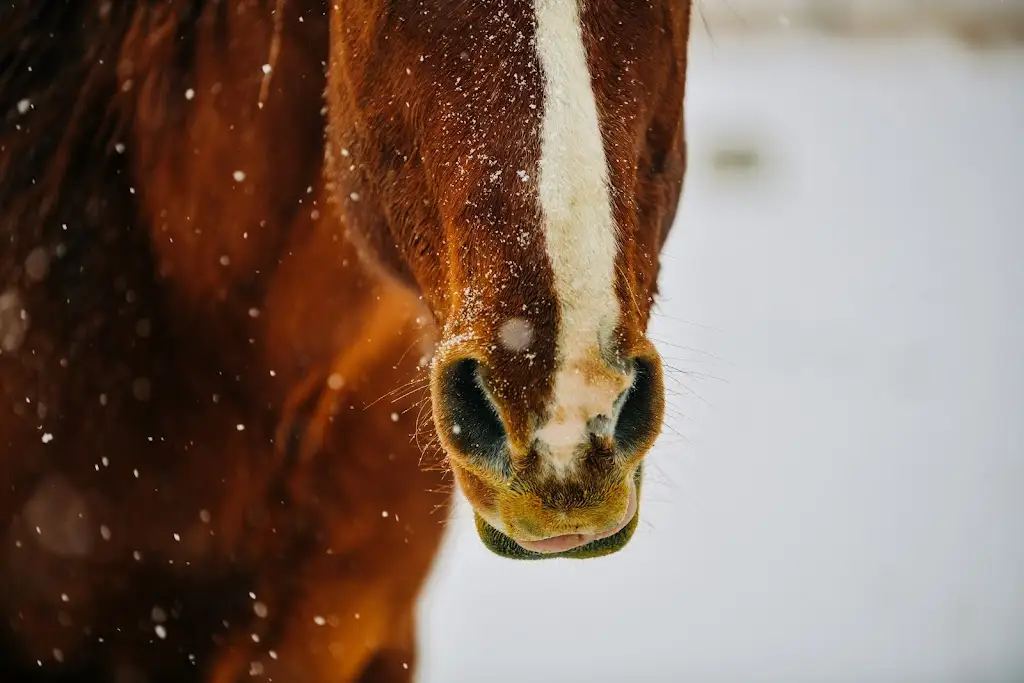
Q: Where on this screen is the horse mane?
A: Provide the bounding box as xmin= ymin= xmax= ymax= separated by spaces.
xmin=1 ymin=0 xmax=203 ymax=239
xmin=0 ymin=1 xmax=205 ymax=363
xmin=0 ymin=0 xmax=323 ymax=411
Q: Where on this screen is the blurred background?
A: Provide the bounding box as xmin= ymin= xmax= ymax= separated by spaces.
xmin=416 ymin=1 xmax=1024 ymax=681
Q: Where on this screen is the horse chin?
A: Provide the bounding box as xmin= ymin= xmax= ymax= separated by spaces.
xmin=471 ymin=466 xmax=644 ymax=561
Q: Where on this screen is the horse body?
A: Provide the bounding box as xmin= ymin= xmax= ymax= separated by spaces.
xmin=0 ymin=1 xmax=689 ymax=680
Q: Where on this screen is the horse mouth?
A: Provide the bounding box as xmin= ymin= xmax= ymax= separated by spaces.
xmin=472 ymin=467 xmax=644 ymax=560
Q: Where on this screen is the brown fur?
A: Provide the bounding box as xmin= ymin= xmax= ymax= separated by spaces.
xmin=1 ymin=0 xmax=690 ymax=680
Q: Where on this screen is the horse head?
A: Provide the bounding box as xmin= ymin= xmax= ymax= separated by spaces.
xmin=327 ymin=0 xmax=690 ymax=558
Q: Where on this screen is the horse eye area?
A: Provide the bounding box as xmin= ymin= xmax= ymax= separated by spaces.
xmin=440 ymin=358 xmax=507 ymax=457
xmin=614 ymin=357 xmax=660 ymax=453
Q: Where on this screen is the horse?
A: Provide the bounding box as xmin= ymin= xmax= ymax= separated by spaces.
xmin=0 ymin=0 xmax=691 ymax=681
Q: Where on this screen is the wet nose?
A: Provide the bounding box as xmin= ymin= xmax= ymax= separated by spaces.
xmin=437 ymin=355 xmax=662 ymax=461
xmin=610 ymin=357 xmax=662 ymax=453
xmin=437 ymin=358 xmax=508 ymax=461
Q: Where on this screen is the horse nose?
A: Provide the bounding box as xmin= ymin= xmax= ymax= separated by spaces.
xmin=436 ymin=353 xmax=664 ymax=463
xmin=611 ymin=356 xmax=664 ymax=453
xmin=437 ymin=358 xmax=508 ymax=460
xmin=530 ymin=352 xmax=664 ymax=467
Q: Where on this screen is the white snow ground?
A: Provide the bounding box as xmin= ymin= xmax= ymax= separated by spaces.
xmin=415 ymin=25 xmax=1024 ymax=683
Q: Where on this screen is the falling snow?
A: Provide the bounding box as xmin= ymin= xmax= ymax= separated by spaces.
xmin=498 ymin=317 xmax=534 ymax=352
xmin=24 ymin=248 xmax=50 ymax=282
xmin=132 ymin=377 xmax=152 ymax=401
xmin=0 ymin=289 xmax=28 ymax=353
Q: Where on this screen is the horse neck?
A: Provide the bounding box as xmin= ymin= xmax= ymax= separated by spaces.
xmin=124 ymin=2 xmax=424 ymax=394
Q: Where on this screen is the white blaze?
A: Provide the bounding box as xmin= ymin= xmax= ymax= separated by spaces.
xmin=533 ymin=0 xmax=626 ymax=473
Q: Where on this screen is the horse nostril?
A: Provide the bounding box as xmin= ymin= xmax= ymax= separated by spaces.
xmin=613 ymin=357 xmax=663 ymax=453
xmin=440 ymin=358 xmax=507 ymax=461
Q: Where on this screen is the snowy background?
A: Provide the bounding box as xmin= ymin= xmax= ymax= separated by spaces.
xmin=416 ymin=3 xmax=1024 ymax=682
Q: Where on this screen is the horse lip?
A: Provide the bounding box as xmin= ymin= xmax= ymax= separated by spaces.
xmin=471 ymin=467 xmax=644 ymax=560
xmin=512 ymin=481 xmax=637 ymax=555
